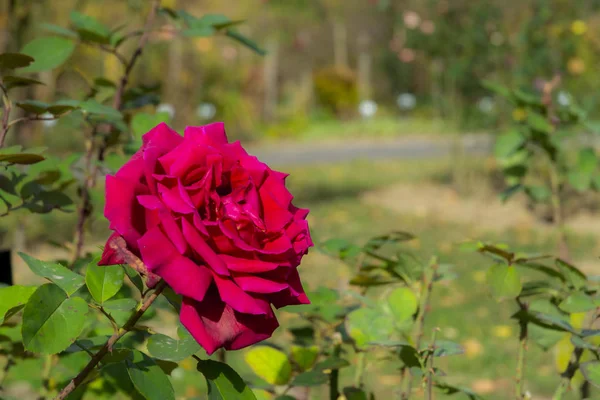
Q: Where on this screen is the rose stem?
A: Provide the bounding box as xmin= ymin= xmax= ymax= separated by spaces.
xmin=72 ymin=0 xmax=161 ymax=263
xmin=54 ymin=280 xmax=166 ymax=400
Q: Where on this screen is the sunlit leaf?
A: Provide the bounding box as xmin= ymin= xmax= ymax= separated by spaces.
xmin=245 ymin=346 xmax=292 ymax=385
xmin=19 ymin=37 xmax=76 ymax=73
xmin=22 ymin=283 xmax=88 ymax=354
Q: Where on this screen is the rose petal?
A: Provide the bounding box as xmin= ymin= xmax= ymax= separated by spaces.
xmin=157 ymin=183 xmax=194 ymax=214
xmin=232 ymin=273 xmax=288 ymax=294
xmin=104 ymin=175 xmax=149 ymax=249
xmin=220 ymin=255 xmax=280 ymax=273
xmin=213 ymin=274 xmax=270 ymax=315
xmin=141 ymin=123 xmax=183 ymax=192
xmin=182 ymin=218 xmax=229 ymax=275
xmin=268 ymin=268 xmax=310 ymax=308
xmin=154 ymin=256 xmax=213 ymax=302
xmin=158 ymin=211 xmax=187 ymax=254
xmin=136 ymin=195 xmax=164 ymax=210
xmin=184 ymin=122 xmax=228 ymax=146
xmin=180 ymin=290 xmax=278 ymax=355
xmin=137 ymin=226 xmax=179 ymax=271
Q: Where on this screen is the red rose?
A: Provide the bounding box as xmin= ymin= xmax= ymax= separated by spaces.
xmin=99 ymin=123 xmax=312 ymax=354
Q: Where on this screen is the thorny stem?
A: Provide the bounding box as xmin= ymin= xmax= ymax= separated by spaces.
xmin=54 ymin=280 xmax=166 ymax=400
xmin=329 ymin=340 xmax=342 ymax=400
xmin=426 ymin=328 xmax=439 ymax=400
xmin=552 ymin=347 xmax=584 ymax=400
xmin=515 ymin=300 xmax=528 ymax=400
xmin=401 ymin=257 xmax=438 ymax=400
xmin=72 ymin=0 xmax=161 ymax=262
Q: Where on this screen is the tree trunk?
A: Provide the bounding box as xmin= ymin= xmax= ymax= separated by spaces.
xmin=332 ymin=19 xmax=348 ymax=68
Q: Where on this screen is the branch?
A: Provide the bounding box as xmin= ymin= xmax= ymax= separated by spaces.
xmin=552 ymin=347 xmax=584 ymax=400
xmin=515 ymin=300 xmax=528 ymax=399
xmin=72 ymin=0 xmax=161 ymax=262
xmin=401 ymin=257 xmax=438 ymax=400
xmin=54 ymin=279 xmax=166 ymax=400
xmin=0 ymin=81 xmax=11 ymax=148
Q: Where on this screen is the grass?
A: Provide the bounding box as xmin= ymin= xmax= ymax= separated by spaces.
xmin=260 ymin=116 xmax=464 ymax=144
xmin=5 ymin=156 xmax=597 ymax=399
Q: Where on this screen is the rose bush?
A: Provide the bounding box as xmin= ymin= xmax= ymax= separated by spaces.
xmin=99 ymin=122 xmax=312 ymax=354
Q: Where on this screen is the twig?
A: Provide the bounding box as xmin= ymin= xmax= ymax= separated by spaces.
xmin=515 ymin=300 xmax=528 ymax=399
xmin=0 ymin=81 xmax=11 ymax=148
xmin=54 ymin=280 xmax=166 ymax=400
xmin=552 ymin=347 xmax=584 ymax=400
xmin=0 ymin=355 xmax=14 ymax=390
xmin=426 ymin=328 xmax=439 ymax=400
xmin=72 ymin=0 xmax=161 ymax=262
xmin=401 ymin=257 xmax=438 ymax=400
xmin=354 ymin=352 xmax=366 ymax=388
xmin=329 ymin=339 xmax=342 ymax=400
xmin=217 ymin=349 xmax=226 ymax=363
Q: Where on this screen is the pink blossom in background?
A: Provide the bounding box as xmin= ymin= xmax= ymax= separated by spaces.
xmin=99 ymin=122 xmax=312 ymax=354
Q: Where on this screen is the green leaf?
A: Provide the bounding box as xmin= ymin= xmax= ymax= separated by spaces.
xmin=16 ymin=100 xmax=49 ymax=114
xmin=434 ymin=381 xmax=483 ymax=399
xmin=524 ymin=185 xmax=551 ymax=202
xmin=147 ymin=325 xmax=201 ymax=362
xmin=363 ymin=231 xmax=415 ymax=252
xmin=161 ymin=286 xmax=181 ymax=313
xmin=346 ymin=307 xmax=394 ymax=349
xmin=486 ymin=264 xmax=522 ymax=300
xmin=559 ymin=292 xmax=596 ymax=313
xmin=245 ymin=346 xmax=292 ymax=385
xmin=182 ymin=26 xmax=216 ymax=37
xmin=3 ymin=75 xmax=44 ymax=90
xmin=556 ymin=259 xmax=587 ymax=290
xmin=47 ymin=104 xmax=78 ymax=115
xmin=123 ymin=265 xmax=145 ymax=294
xmin=70 ymin=11 xmax=111 ymax=44
xmin=225 ymin=30 xmax=266 ymax=55
xmin=102 ymin=298 xmax=137 ymax=313
xmin=19 ymin=253 xmax=85 ymax=295
xmin=85 ymin=258 xmax=124 ymax=304
xmin=499 ymin=184 xmax=523 ymax=202
xmin=290 ymin=345 xmax=319 ymax=371
xmin=481 ymin=80 xmax=511 ymax=99
xmin=343 ymin=387 xmax=368 ymax=400
xmin=291 ymin=370 xmax=329 ymax=386
xmin=126 ymin=350 xmax=175 ymax=400
xmin=0 ymin=53 xmax=34 ymax=69
xmin=428 ymin=340 xmax=464 ymax=357
xmin=387 ymin=287 xmax=418 ymax=323
xmin=80 ymin=99 xmax=122 ymax=120
xmin=0 ymin=285 xmax=37 ymax=324
xmin=40 ymin=23 xmax=78 ymax=38
xmin=581 ymin=361 xmax=600 ymax=389
xmin=569 ymin=148 xmax=598 ymax=191
xmin=495 ymin=130 xmax=525 ymax=159
xmin=527 ymin=112 xmax=553 ymax=133
xmin=19 ymin=37 xmax=76 ymax=73
xmin=21 ymin=283 xmax=88 ymax=354
xmin=131 ymin=112 xmax=171 ymax=137
xmin=197 ymin=359 xmax=257 ymax=400
xmin=0 ymin=153 xmax=45 ymax=164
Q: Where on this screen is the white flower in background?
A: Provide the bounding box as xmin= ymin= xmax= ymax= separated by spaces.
xmin=41 ymin=112 xmax=57 ymax=129
xmin=403 ymin=11 xmax=421 ymax=29
xmin=156 ymin=103 xmax=175 ymax=119
xmin=196 ymin=102 xmax=217 ymax=120
xmin=557 ymin=91 xmax=571 ymax=107
xmin=477 ymin=97 xmax=495 ymax=114
xmin=396 ymin=93 xmax=417 ymax=110
xmin=358 ymin=100 xmax=378 ymax=118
